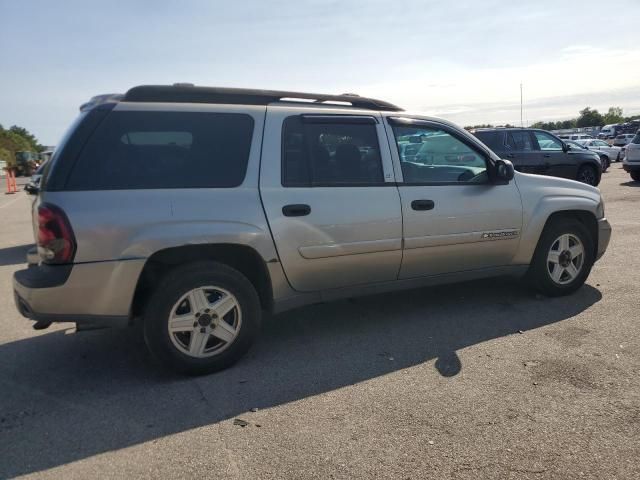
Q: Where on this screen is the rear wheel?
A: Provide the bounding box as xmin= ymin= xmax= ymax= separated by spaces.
xmin=577 ymin=164 xmax=599 ymax=186
xmin=143 ymin=261 xmax=261 ymax=375
xmin=528 ymin=218 xmax=594 ymax=297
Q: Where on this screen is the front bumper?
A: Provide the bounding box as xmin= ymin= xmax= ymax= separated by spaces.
xmin=596 ymin=218 xmax=612 ymax=261
xmin=622 ymin=162 xmax=640 ymax=172
xmin=13 ymin=258 xmax=145 ymax=327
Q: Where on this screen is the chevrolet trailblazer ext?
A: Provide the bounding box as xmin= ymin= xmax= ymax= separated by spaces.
xmin=13 ymin=85 xmax=611 ymax=374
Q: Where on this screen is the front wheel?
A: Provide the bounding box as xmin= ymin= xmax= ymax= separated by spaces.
xmin=631 ymin=171 xmax=640 ymax=182
xmin=577 ymin=164 xmax=599 ymax=186
xmin=599 ymin=155 xmax=610 ymax=172
xmin=527 ymin=218 xmax=594 ymax=297
xmin=143 ymin=261 xmax=261 ymax=375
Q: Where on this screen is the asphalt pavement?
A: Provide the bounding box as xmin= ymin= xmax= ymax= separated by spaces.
xmin=0 ymin=167 xmax=638 ymax=479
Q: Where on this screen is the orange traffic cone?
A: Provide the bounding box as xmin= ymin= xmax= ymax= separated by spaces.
xmin=4 ymin=169 xmax=18 ymax=194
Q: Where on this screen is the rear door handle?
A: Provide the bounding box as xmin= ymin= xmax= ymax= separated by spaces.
xmin=411 ymin=199 xmax=435 ymax=211
xmin=505 ymin=153 xmax=515 ymax=158
xmin=282 ymin=204 xmax=311 ymax=217
xmin=543 ymin=153 xmax=551 ymax=158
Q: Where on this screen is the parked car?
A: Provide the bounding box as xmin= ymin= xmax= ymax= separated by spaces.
xmin=13 ymin=85 xmax=612 ymax=374
xmin=565 ymin=140 xmax=609 ymax=172
xmin=473 ymin=128 xmax=602 ymax=186
xmin=560 ymin=133 xmax=594 ymax=141
xmin=622 ymin=131 xmax=640 ymax=182
xmin=613 ymin=133 xmax=636 ymax=147
xmin=24 ymin=162 xmax=48 ymax=195
xmin=577 ymin=138 xmax=623 ymax=164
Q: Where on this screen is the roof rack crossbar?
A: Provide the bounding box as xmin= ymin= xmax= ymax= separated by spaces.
xmin=122 ymin=85 xmax=403 ymax=112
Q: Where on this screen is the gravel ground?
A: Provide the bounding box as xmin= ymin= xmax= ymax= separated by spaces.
xmin=0 ymin=166 xmax=638 ymax=479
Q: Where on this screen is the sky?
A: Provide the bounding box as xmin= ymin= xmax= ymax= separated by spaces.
xmin=1 ymin=0 xmax=640 ymax=145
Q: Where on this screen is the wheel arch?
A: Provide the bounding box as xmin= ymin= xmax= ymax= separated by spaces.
xmin=514 ymin=196 xmax=600 ymax=265
xmin=131 ymin=243 xmax=274 ymax=319
xmin=539 ymin=210 xmax=598 ymax=257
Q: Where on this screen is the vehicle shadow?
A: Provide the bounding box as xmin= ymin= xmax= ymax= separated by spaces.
xmin=620 ymin=181 xmax=639 ymax=187
xmin=0 ymin=278 xmax=602 ymax=478
xmin=0 ymin=244 xmax=32 ymax=267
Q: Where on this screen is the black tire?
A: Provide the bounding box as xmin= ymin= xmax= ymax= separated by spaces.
xmin=577 ymin=164 xmax=599 ymax=186
xmin=527 ymin=218 xmax=594 ymax=297
xmin=143 ymin=261 xmax=261 ymax=375
xmin=599 ymin=155 xmax=609 ymax=172
xmin=631 ymin=171 xmax=640 ymax=182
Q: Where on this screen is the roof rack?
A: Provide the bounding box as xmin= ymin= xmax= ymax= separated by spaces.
xmin=122 ymin=84 xmax=403 ymax=112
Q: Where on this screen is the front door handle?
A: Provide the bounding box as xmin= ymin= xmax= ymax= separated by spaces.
xmin=411 ymin=199 xmax=435 ymax=211
xmin=543 ymin=153 xmax=551 ymax=158
xmin=282 ymin=204 xmax=311 ymax=217
xmin=505 ymin=153 xmax=515 ymax=158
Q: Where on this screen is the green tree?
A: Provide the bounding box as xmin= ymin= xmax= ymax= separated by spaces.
xmin=9 ymin=125 xmax=43 ymax=152
xmin=576 ymin=107 xmax=603 ymax=128
xmin=603 ymin=107 xmax=624 ymax=124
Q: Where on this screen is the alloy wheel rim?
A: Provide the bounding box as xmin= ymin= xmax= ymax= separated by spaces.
xmin=168 ymin=286 xmax=242 ymax=358
xmin=546 ymin=234 xmax=584 ymax=285
xmin=579 ymin=168 xmax=596 ymax=185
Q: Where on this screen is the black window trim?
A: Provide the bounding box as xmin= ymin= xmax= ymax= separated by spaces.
xmin=300 ymin=114 xmax=378 ymax=125
xmin=386 ymin=116 xmax=496 ymax=187
xmin=281 ymin=114 xmax=388 ymax=188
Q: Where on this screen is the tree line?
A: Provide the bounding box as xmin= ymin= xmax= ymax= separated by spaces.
xmin=0 ymin=124 xmax=44 ymax=165
xmin=465 ymin=106 xmax=640 ymax=131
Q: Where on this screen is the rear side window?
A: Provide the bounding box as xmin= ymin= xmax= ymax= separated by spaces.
xmin=66 ymin=111 xmax=254 ymax=190
xmin=473 ymin=131 xmax=501 ymax=150
xmin=506 ymin=131 xmax=534 ymax=151
xmin=282 ymin=116 xmax=384 ymax=187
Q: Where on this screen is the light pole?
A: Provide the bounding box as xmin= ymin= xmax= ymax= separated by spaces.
xmin=520 ymin=83 xmax=524 ymax=128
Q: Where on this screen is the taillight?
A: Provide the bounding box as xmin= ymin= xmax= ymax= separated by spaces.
xmin=37 ymin=204 xmax=76 ymax=264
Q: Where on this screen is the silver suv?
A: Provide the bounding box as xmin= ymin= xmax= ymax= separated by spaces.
xmin=13 ymin=85 xmax=612 ymax=374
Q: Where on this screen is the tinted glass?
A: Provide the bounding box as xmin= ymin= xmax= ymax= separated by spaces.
xmin=282 ymin=116 xmax=383 ymax=186
xmin=392 ymin=125 xmax=487 ymax=184
xmin=506 ymin=131 xmax=533 ymax=151
xmin=632 ymin=133 xmax=640 ymax=144
xmin=473 ymin=131 xmax=502 ymax=150
xmin=533 ymin=131 xmax=563 ymax=151
xmin=66 ymin=111 xmax=254 ymax=190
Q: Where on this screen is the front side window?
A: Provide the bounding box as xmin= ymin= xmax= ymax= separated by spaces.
xmin=67 ymin=111 xmax=254 ymax=190
xmin=282 ymin=116 xmax=384 ymax=187
xmin=533 ymin=131 xmax=563 ymax=151
xmin=391 ymin=124 xmax=487 ymax=184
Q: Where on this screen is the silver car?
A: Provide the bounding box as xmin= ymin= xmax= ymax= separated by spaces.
xmin=578 ymin=139 xmax=623 ymax=163
xmin=13 ymin=85 xmax=612 ymax=374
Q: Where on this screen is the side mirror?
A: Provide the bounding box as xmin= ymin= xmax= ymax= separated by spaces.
xmin=494 ymin=159 xmax=514 ymax=183
xmin=562 ymin=143 xmax=570 ymax=152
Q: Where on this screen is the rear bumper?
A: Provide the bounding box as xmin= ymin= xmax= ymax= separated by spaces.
xmin=13 ymin=258 xmax=145 ymax=327
xmin=596 ymin=218 xmax=612 ymax=261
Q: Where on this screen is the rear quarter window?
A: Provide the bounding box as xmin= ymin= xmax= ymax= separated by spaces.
xmin=66 ymin=111 xmax=254 ymax=190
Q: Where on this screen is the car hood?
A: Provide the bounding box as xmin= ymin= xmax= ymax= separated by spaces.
xmin=513 ymin=171 xmax=601 ymax=201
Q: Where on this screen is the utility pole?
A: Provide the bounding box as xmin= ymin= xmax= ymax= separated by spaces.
xmin=520 ymin=82 xmax=524 ymax=128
